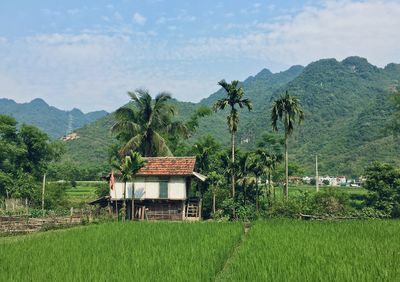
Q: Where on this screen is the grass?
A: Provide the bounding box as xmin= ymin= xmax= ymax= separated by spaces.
xmin=0 ymin=222 xmax=243 ymax=281
xmin=65 ymin=185 xmax=97 ymax=205
xmin=217 ymin=220 xmax=400 ymax=281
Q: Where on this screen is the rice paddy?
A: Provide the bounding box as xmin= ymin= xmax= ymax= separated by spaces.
xmin=217 ymin=220 xmax=400 ymax=281
xmin=1 ymin=220 xmax=399 ymax=281
xmin=0 ymin=222 xmax=242 ymax=281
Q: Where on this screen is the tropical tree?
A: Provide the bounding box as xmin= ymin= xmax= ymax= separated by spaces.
xmin=213 ymin=80 xmax=252 ymax=198
xmin=257 ymin=149 xmax=282 ymax=205
xmin=256 ymin=133 xmax=283 ymax=204
xmin=271 ymin=91 xmax=304 ymax=200
xmin=208 ymin=171 xmax=224 ymax=215
xmin=243 ymin=153 xmax=263 ymax=210
xmin=111 ymin=89 xmax=186 ymax=157
xmin=112 ymin=150 xmax=146 ymax=221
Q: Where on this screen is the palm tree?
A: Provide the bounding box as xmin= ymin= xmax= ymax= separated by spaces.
xmin=244 ymin=153 xmax=264 ymax=210
xmin=256 ymin=133 xmax=283 ymax=204
xmin=111 ymin=89 xmax=186 ymax=157
xmin=257 ymin=149 xmax=282 ymax=205
xmin=271 ymin=91 xmax=304 ymax=200
xmin=208 ymin=171 xmax=224 ymax=215
xmin=112 ymin=150 xmax=146 ymax=221
xmin=213 ymin=80 xmax=252 ymax=198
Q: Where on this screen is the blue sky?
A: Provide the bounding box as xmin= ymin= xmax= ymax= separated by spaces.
xmin=0 ymin=0 xmax=399 ymax=112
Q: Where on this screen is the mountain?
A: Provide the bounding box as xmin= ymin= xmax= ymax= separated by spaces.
xmin=62 ymin=56 xmax=400 ymax=177
xmin=0 ymin=98 xmax=108 ymax=139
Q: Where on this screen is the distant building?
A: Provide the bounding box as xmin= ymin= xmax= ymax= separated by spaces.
xmin=302 ymin=176 xmax=312 ymax=184
xmin=61 ymin=132 xmax=80 ymax=141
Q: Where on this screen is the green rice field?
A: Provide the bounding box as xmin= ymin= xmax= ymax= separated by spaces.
xmin=217 ymin=220 xmax=400 ymax=281
xmin=0 ymin=222 xmax=242 ymax=281
xmin=1 ymin=220 xmax=399 ymax=281
xmin=65 ymin=184 xmax=98 ymax=205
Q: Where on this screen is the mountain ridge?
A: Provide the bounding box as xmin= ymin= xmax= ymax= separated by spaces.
xmin=2 ymin=56 xmax=399 ymax=177
xmin=0 ymin=98 xmax=108 ymax=139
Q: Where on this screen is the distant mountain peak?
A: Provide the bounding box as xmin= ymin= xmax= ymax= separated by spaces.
xmin=342 ymin=56 xmax=379 ymax=77
xmin=70 ymin=108 xmax=84 ymax=115
xmin=254 ymin=68 xmax=273 ymax=79
xmin=342 ymin=56 xmax=370 ymax=66
xmin=30 ymin=98 xmax=48 ymax=106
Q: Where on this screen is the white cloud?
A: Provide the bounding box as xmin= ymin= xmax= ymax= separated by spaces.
xmin=173 ymin=0 xmax=400 ymax=70
xmin=133 ymin=12 xmax=147 ymax=25
xmin=41 ymin=8 xmax=61 ymax=17
xmin=2 ymin=0 xmax=400 ymax=112
xmin=114 ymin=12 xmax=123 ymax=21
xmin=156 ymin=13 xmax=196 ymax=25
xmin=67 ymin=9 xmax=80 ymax=16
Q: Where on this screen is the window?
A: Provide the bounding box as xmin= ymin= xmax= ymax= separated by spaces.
xmin=159 ymin=181 xmax=168 ymax=198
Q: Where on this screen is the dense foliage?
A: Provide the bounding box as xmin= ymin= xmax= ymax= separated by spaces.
xmin=364 ymin=162 xmax=400 ymax=217
xmin=0 ymin=115 xmax=63 ymax=203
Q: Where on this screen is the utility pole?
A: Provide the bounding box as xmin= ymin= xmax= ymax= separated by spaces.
xmin=42 ymin=173 xmax=46 ymax=217
xmin=316 ymin=155 xmax=319 ymax=192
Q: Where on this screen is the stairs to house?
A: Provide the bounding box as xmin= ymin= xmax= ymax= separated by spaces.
xmin=185 ymin=198 xmax=201 ymax=220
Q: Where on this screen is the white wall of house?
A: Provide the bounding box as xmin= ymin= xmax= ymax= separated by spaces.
xmin=168 ymin=177 xmax=186 ymax=199
xmin=110 ymin=176 xmax=187 ymax=200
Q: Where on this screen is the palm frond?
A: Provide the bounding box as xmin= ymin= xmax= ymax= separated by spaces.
xmin=120 ymin=134 xmax=143 ymax=156
xmin=151 ymin=131 xmax=173 ymax=156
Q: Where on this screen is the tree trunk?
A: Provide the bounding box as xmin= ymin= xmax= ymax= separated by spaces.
xmin=122 ymin=181 xmax=126 ymax=222
xmin=244 ymin=183 xmax=246 ymax=205
xmin=284 ymin=130 xmax=289 ymax=201
xmin=231 ymin=132 xmax=235 ymax=198
xmin=268 ymin=170 xmax=272 ymax=206
xmin=212 ymin=187 xmax=216 ymax=215
xmin=132 ymin=183 xmax=135 ymax=220
xmin=255 ymin=180 xmax=259 ymax=211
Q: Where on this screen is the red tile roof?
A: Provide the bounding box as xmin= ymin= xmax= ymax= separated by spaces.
xmin=136 ymin=157 xmax=196 ymax=176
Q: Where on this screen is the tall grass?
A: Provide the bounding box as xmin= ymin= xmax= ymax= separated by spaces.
xmin=217 ymin=220 xmax=400 ymax=281
xmin=0 ymin=222 xmax=242 ymax=281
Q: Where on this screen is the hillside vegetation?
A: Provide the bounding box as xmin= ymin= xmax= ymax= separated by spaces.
xmin=59 ymin=57 xmax=400 ymax=176
xmin=0 ymin=98 xmax=108 ymax=139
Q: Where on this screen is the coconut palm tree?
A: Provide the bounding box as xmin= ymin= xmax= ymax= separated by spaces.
xmin=111 ymin=89 xmax=186 ymax=157
xmin=112 ymin=150 xmax=146 ymax=221
xmin=271 ymin=91 xmax=304 ymax=200
xmin=213 ymin=80 xmax=252 ymax=198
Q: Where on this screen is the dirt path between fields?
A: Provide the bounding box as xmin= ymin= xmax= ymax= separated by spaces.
xmin=214 ymin=222 xmax=251 ymax=281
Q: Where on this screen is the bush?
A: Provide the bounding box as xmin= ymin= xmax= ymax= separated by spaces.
xmin=264 ymin=189 xmax=353 ymax=218
xmin=364 ymin=162 xmax=400 ymax=218
xmin=214 ymin=198 xmax=257 ymax=221
xmin=313 ymin=189 xmax=351 ymax=215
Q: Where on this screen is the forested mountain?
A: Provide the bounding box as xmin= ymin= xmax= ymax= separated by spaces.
xmin=0 ymin=98 xmax=108 ymax=139
xmin=62 ymin=56 xmax=400 ymax=176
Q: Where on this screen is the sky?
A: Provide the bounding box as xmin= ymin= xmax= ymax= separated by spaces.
xmin=0 ymin=0 xmax=399 ymax=112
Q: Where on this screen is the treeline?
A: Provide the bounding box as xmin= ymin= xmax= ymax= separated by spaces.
xmin=0 ymin=115 xmax=70 ymax=208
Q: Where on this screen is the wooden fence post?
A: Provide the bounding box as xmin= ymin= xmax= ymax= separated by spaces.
xmin=41 ymin=174 xmax=46 ymax=217
xmin=70 ymin=207 xmax=73 ymax=223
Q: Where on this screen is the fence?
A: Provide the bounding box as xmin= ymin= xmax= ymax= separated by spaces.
xmin=0 ymin=207 xmax=98 ymax=235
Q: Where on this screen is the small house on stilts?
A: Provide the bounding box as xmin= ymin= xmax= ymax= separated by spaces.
xmin=93 ymin=157 xmax=206 ymax=221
